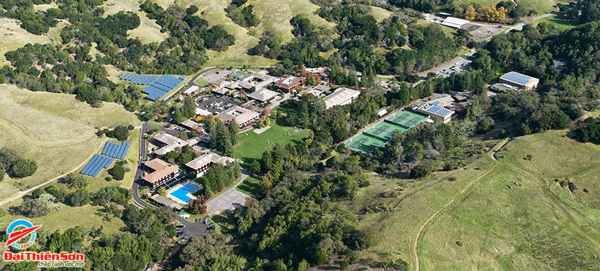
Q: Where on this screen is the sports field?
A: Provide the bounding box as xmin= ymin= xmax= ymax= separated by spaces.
xmin=0 ymin=84 xmax=139 ymax=201
xmin=233 ymin=123 xmax=310 ymax=163
xmin=385 ymin=110 xmax=428 ymax=129
xmin=346 ymin=134 xmax=387 ymax=153
xmin=350 ymin=131 xmax=600 ymax=270
xmin=364 ymin=122 xmax=407 ymax=142
xmin=346 ymin=110 xmax=428 ymax=153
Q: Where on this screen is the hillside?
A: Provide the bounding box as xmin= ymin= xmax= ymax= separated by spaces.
xmin=452 ymin=0 xmax=569 ymax=14
xmin=0 ymin=85 xmax=139 ymax=201
xmin=349 ymin=131 xmax=600 ymax=269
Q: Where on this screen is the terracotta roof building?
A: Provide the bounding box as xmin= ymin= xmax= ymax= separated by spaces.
xmin=142 ymin=158 xmax=180 ymax=189
xmin=275 ymin=76 xmax=305 ymax=92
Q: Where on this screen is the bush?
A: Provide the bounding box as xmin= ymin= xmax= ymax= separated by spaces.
xmin=0 ymin=170 xmax=3 ymax=181
xmin=45 ymin=185 xmax=66 ymax=203
xmin=67 ymin=190 xmax=91 ymax=206
xmin=61 ymin=173 xmax=88 ymax=189
xmin=108 ymin=164 xmax=125 ymax=180
xmin=105 ymin=125 xmax=130 ymax=141
xmin=7 ymin=159 xmax=37 ymax=178
xmin=31 ymin=188 xmax=44 ymax=199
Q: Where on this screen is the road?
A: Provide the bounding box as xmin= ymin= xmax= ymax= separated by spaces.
xmin=412 ymin=139 xmax=509 ymax=271
xmin=509 ymin=13 xmax=555 ymax=31
xmin=206 ymin=171 xmax=251 ymax=216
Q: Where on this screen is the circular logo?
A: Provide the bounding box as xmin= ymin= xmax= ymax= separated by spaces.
xmin=6 ymin=220 xmax=39 ymax=250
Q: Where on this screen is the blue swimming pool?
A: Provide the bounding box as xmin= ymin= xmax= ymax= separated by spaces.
xmin=170 ymin=182 xmax=201 ymax=203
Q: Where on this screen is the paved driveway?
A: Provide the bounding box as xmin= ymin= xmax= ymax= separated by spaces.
xmin=206 ymin=173 xmax=251 ymax=215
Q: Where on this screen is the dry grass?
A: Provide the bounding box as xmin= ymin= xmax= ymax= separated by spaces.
xmin=352 ymin=131 xmax=600 ymax=270
xmin=0 ymin=84 xmax=139 ymax=199
xmin=102 ymin=0 xmax=169 ymax=44
xmin=0 ymin=18 xmax=52 ymax=66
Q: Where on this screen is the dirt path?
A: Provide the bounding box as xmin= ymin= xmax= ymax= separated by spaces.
xmin=0 ymin=138 xmax=107 ymax=207
xmin=412 ymin=139 xmax=509 ymax=271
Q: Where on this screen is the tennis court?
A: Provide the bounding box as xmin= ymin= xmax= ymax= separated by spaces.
xmin=385 ymin=110 xmax=428 ymax=129
xmin=364 ymin=122 xmax=407 ymax=142
xmin=346 ymin=134 xmax=387 ymax=153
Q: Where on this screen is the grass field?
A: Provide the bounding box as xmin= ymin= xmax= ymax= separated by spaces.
xmin=351 ymin=131 xmax=600 ymax=270
xmin=535 ymin=16 xmax=578 ymax=30
xmin=452 ymin=0 xmax=569 ymax=14
xmin=236 ymin=176 xmax=261 ymax=197
xmin=173 ymin=0 xmax=334 ymax=67
xmin=102 ymin=0 xmax=169 ymax=44
xmin=0 ymin=84 xmax=139 ymax=201
xmin=0 ymin=18 xmax=52 ymax=66
xmin=233 ymin=123 xmax=310 ymax=164
xmin=0 ymin=205 xmax=126 ymax=236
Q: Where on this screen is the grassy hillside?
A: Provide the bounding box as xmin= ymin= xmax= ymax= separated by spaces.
xmin=452 ymin=0 xmax=569 ymax=14
xmin=0 ymin=84 xmax=139 ymax=201
xmin=349 ymin=131 xmax=600 ymax=270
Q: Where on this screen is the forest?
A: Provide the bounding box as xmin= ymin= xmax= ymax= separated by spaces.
xmin=252 ymin=4 xmax=465 ymax=80
xmin=0 ymin=0 xmax=235 ymax=109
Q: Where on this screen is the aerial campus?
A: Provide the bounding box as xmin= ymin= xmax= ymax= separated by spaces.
xmin=1 ymin=0 xmax=600 ymax=270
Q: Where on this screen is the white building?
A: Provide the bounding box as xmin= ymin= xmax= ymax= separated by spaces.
xmin=323 ymin=87 xmax=361 ymax=109
xmin=217 ymin=106 xmax=261 ymax=128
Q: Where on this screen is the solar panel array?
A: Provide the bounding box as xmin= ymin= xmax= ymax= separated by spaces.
xmin=142 ymin=75 xmax=185 ymax=101
xmin=119 ymin=73 xmax=159 ymax=85
xmin=426 ymin=106 xmax=452 ymax=117
xmin=80 ymin=154 xmax=114 ymax=177
xmin=102 ymin=141 xmax=131 ymax=160
xmin=501 ymin=72 xmax=533 ymax=85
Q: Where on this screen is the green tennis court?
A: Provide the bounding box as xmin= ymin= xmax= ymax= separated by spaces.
xmin=346 ymin=134 xmax=387 ymax=153
xmin=364 ymin=122 xmax=407 ymax=142
xmin=385 ymin=111 xmax=428 ymax=129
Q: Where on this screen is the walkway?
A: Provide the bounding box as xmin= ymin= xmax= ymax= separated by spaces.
xmin=206 ymin=172 xmax=251 ymax=216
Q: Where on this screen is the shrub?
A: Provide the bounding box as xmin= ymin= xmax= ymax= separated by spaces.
xmin=67 ymin=190 xmax=91 ymax=206
xmin=108 ymin=164 xmax=125 ymax=180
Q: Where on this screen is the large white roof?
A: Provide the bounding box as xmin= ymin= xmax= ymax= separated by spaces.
xmin=323 ymin=87 xmax=361 ymax=109
xmin=441 ymin=17 xmax=470 ymax=29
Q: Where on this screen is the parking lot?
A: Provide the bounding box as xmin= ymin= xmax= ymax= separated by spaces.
xmin=433 ymin=57 xmax=473 ymax=78
xmin=463 ymin=23 xmax=505 ymax=41
xmin=196 ymin=94 xmax=240 ymax=113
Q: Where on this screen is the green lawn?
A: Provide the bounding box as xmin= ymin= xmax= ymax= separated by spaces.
xmin=236 ymin=176 xmax=261 ymax=197
xmin=535 ymin=16 xmax=578 ymax=30
xmin=452 ymin=0 xmax=569 ymax=14
xmin=0 ymin=205 xmax=126 ymax=235
xmin=233 ymin=123 xmax=310 ymax=164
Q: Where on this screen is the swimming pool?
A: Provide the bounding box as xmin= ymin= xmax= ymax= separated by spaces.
xmin=170 ymin=182 xmax=201 ymax=203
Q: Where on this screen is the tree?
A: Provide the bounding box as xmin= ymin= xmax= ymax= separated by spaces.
xmin=67 ymin=190 xmax=91 ymax=206
xmin=228 ymin=120 xmax=239 ymax=146
xmin=211 ymin=121 xmax=233 ymax=155
xmin=108 ymin=164 xmax=125 ymax=180
xmin=7 ymin=159 xmax=37 ymax=178
xmin=62 ymin=173 xmax=88 ymax=189
xmin=188 ymin=195 xmax=208 ymax=214
xmin=158 ymin=187 xmax=168 ymax=196
xmin=250 ymin=159 xmax=261 ymax=174
xmin=16 ymin=199 xmax=48 ymax=217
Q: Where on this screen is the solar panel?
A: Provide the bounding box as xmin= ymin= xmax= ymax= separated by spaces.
xmin=502 ymin=72 xmax=532 ymax=85
xmin=80 ymin=155 xmax=114 ymax=177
